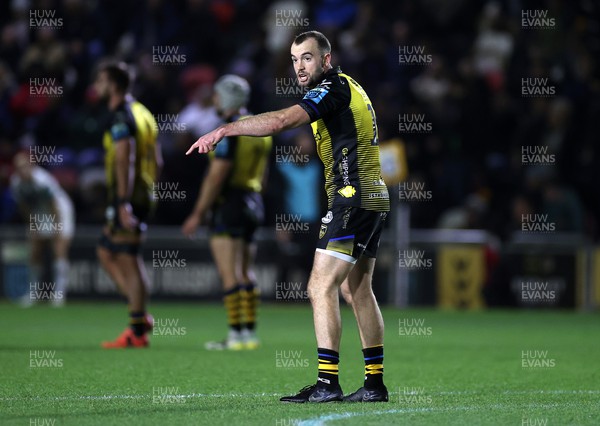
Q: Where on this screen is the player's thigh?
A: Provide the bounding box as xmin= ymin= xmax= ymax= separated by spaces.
xmin=97 ymin=245 xmax=121 ymax=282
xmin=210 ymin=236 xmax=244 ymax=288
xmin=107 ymin=231 xmax=143 ymax=272
xmin=308 ymin=250 xmax=355 ymax=293
xmin=96 ymin=232 xmax=135 ymax=287
xmin=96 ymin=243 xmax=111 ymax=267
xmin=96 ymin=233 xmax=115 ymax=267
xmin=345 ymin=256 xmax=376 ymax=295
xmin=114 ymin=252 xmax=144 ymax=282
xmin=29 ymin=237 xmax=47 ymax=263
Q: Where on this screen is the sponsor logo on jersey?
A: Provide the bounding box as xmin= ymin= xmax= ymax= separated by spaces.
xmin=338 ymin=185 xmax=356 ymax=198
xmin=319 ymin=224 xmax=327 ymax=239
xmin=304 ymin=86 xmax=329 ymax=104
xmin=322 ymin=210 xmax=333 ymax=224
xmin=342 ymin=208 xmax=351 ymax=229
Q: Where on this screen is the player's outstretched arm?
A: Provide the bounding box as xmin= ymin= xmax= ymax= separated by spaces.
xmin=186 ymin=105 xmax=310 ymax=155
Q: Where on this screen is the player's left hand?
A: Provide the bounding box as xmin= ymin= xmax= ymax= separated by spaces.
xmin=181 ymin=214 xmax=202 ymax=238
xmin=185 ymin=127 xmax=226 ymax=155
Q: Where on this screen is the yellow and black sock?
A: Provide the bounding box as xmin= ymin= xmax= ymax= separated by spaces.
xmin=129 ymin=311 xmax=146 ymax=337
xmin=317 ymin=348 xmax=339 ymax=388
xmin=240 ymin=282 xmax=259 ymax=330
xmin=363 ymin=344 xmax=384 ymax=389
xmin=223 ymin=287 xmax=242 ymax=332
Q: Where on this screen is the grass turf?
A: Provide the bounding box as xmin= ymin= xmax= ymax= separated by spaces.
xmin=0 ymin=302 xmax=598 ymax=425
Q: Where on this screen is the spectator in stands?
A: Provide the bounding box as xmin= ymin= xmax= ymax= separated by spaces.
xmin=0 ymin=0 xmax=596 ymax=243
xmin=542 ymin=179 xmax=584 ymax=233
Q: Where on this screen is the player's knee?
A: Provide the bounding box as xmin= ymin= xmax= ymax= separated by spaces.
xmin=351 ymin=287 xmax=376 ymax=307
xmin=307 ymin=280 xmax=325 ymax=303
xmin=307 ymin=279 xmax=335 ymax=303
xmin=340 ymin=286 xmax=353 ymax=305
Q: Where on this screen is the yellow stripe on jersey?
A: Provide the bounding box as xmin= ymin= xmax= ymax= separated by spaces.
xmin=311 ymin=122 xmax=335 ymax=202
xmin=131 ymin=101 xmax=159 ymax=190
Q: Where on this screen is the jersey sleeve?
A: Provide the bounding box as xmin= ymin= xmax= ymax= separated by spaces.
xmin=109 ymin=111 xmax=134 ymax=142
xmin=298 ymin=75 xmax=350 ymax=122
xmin=213 ymin=136 xmax=237 ymax=160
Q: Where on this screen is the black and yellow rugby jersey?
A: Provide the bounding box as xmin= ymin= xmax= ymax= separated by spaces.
xmin=211 ymin=115 xmax=272 ymax=193
xmin=298 ymin=67 xmax=390 ymax=212
xmin=103 ymin=100 xmax=158 ymax=205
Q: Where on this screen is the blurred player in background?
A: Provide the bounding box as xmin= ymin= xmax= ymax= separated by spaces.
xmin=182 ymin=75 xmax=272 ymax=350
xmin=94 ymin=62 xmax=163 ymax=348
xmin=11 ymin=153 xmax=74 ymax=307
xmin=187 ymin=31 xmax=390 ymax=403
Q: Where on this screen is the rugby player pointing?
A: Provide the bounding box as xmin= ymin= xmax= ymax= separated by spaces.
xmin=187 ymin=31 xmax=390 ymax=403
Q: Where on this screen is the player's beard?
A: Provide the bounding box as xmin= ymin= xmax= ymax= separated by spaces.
xmin=307 ymin=71 xmax=324 ymax=89
xmin=300 ymin=65 xmax=325 ymax=89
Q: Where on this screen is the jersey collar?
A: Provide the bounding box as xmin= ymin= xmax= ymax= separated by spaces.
xmin=323 ymin=66 xmax=341 ymax=79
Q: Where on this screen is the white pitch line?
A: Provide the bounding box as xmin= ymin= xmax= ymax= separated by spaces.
xmin=0 ymin=389 xmax=598 ymax=403
xmin=297 ymin=403 xmax=570 ymax=426
xmin=427 ymin=389 xmax=600 ymax=396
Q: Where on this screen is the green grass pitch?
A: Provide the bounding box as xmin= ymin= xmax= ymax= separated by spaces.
xmin=0 ymin=302 xmax=599 ymax=425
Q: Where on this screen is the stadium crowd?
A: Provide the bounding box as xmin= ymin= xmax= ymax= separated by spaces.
xmin=0 ymin=0 xmax=598 ymax=241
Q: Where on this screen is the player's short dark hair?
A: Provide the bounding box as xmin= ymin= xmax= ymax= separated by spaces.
xmin=293 ymin=31 xmax=331 ymax=56
xmin=98 ymin=62 xmax=130 ymax=93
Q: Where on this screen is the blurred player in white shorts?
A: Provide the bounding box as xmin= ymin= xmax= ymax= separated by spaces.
xmin=10 ymin=152 xmax=74 ymax=307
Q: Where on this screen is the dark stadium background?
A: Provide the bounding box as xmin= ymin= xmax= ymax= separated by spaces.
xmin=0 ymin=0 xmax=599 ymax=309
